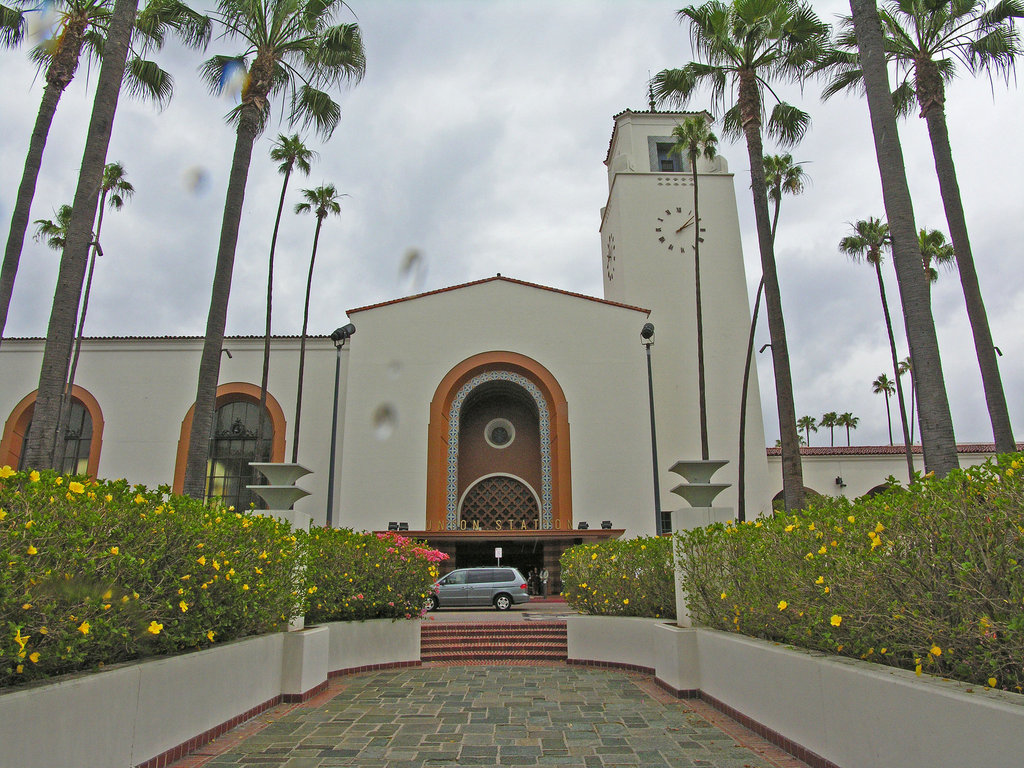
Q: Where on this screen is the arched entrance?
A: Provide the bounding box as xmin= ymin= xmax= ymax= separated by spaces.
xmin=426 ymin=351 xmax=571 ymax=532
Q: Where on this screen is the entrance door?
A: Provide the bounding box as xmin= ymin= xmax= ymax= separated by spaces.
xmin=454 ymin=541 xmax=544 ymax=582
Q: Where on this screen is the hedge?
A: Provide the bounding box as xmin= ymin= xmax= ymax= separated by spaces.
xmin=560 ymin=536 xmax=675 ymax=618
xmin=676 ymin=454 xmax=1024 ymax=693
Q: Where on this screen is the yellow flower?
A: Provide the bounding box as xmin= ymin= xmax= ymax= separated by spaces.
xmin=915 ymin=664 xmax=923 ymax=676
xmin=623 ymin=598 xmax=629 ymax=605
xmin=27 ymin=545 xmax=38 ymax=556
xmin=14 ymin=628 xmax=29 ymax=650
xmin=39 ymin=626 xmax=47 ymax=635
xmin=29 ymin=652 xmax=40 ymax=664
xmin=591 ymin=553 xmax=597 ymax=560
xmin=29 ymin=470 xmax=40 ymax=482
xmin=110 ymin=546 xmax=119 ymax=556
xmin=22 ymin=602 xmax=32 ymax=610
xmin=54 ymin=476 xmax=63 ymax=485
xmin=871 ymin=537 xmax=882 ymax=550
xmin=212 ymin=560 xmax=220 ymax=571
xmin=784 ymin=524 xmax=795 ymax=532
xmin=847 ymin=515 xmax=855 ymax=523
xmin=78 ymin=621 xmax=90 ymax=635
xmin=807 ymin=522 xmax=816 ymax=531
xmin=179 ymin=600 xmax=189 ymax=613
xmin=815 ymin=576 xmax=824 ymax=585
xmin=147 ymin=621 xmax=163 ymax=635
xmin=69 ymin=481 xmax=85 ymax=494
xmin=777 ymin=600 xmax=788 ymax=611
xmin=874 ymin=522 xmax=885 ymax=533
xmin=134 ymin=494 xmax=145 ymax=504
xmin=102 ymin=589 xmax=112 ymax=600
xmin=0 ymin=508 xmax=5 ymax=520
xmin=207 ymin=630 xmax=216 ymax=642
xmin=15 ymin=664 xmax=23 ymax=674
xmin=197 ymin=555 xmax=206 ymax=566
xmin=258 ymin=550 xmax=268 ymax=560
xmin=830 ymin=614 xmax=842 ymax=627
xmin=243 ymin=584 xmax=250 ymax=591
xmin=104 ymin=494 xmax=113 ymax=502
xmin=818 ymin=546 xmax=827 ymax=555
xmin=988 ymin=677 xmax=997 ymax=688
xmin=824 ymin=587 xmax=830 ymax=594
xmin=0 ymin=465 xmax=15 ymax=478
xmin=720 ymin=592 xmax=727 ymax=600
xmin=930 ymin=644 xmax=942 ymax=657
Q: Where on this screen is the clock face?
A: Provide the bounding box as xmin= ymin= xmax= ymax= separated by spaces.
xmin=653 ymin=206 xmax=695 ymax=253
xmin=604 ymin=233 xmax=616 ymax=280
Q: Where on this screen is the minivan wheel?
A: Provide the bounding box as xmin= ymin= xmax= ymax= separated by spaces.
xmin=425 ymin=595 xmax=439 ymax=612
xmin=494 ymin=594 xmax=512 ymax=611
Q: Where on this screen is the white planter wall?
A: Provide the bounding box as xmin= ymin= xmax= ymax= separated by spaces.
xmin=326 ymin=619 xmax=420 ymax=673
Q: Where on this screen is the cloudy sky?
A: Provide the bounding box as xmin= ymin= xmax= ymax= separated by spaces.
xmin=2 ymin=0 xmax=1022 ymax=447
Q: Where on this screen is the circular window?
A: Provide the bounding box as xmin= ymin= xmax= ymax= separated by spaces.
xmin=484 ymin=418 xmax=515 ymax=449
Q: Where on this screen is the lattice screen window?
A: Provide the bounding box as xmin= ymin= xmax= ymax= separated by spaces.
xmin=460 ymin=476 xmax=539 ymax=528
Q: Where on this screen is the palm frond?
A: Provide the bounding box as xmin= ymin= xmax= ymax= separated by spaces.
xmin=311 ymin=22 xmax=365 ymax=86
xmin=290 ymin=84 xmax=341 ymax=139
xmin=123 ymin=57 xmax=173 ymax=107
xmin=765 ymin=101 xmax=810 ymax=147
xmin=135 ymin=0 xmax=212 ymax=52
xmin=891 ymin=80 xmax=917 ymax=118
xmin=1 ymin=3 xmax=24 ymax=48
xmin=719 ymin=104 xmax=744 ymax=142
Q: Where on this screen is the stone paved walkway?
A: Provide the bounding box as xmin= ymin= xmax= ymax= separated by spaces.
xmin=169 ymin=664 xmax=810 ymax=768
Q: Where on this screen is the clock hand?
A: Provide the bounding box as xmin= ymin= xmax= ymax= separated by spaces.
xmin=675 ymin=216 xmax=695 ymax=234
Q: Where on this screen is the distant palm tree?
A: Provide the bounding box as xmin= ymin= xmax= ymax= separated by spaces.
xmin=822 ymin=0 xmax=1019 ymax=455
xmin=182 ymin=0 xmax=364 ymax=499
xmin=738 ymin=152 xmax=809 ymax=519
xmin=919 ymin=228 xmax=955 ymax=284
xmin=669 ymin=115 xmax=717 ymax=461
xmin=291 ymin=184 xmax=344 ymax=463
xmin=257 ymin=134 xmax=317 ymax=450
xmin=897 ymin=356 xmax=916 ymax=444
xmin=837 ymin=412 xmax=859 ymax=447
xmin=0 ymin=0 xmax=208 ymax=350
xmin=820 ymin=411 xmax=838 ymax=446
xmin=654 ymin=0 xmax=829 ymax=512
xmin=872 ymin=373 xmax=896 ymax=446
xmin=839 ymin=217 xmax=913 ymax=477
xmin=33 ymin=205 xmax=75 ymax=251
xmin=840 ymin=0 xmax=959 ymax=477
xmin=797 ymin=415 xmax=818 ymax=446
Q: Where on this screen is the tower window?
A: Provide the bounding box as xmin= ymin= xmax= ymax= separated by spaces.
xmin=649 ymin=137 xmax=687 ymax=173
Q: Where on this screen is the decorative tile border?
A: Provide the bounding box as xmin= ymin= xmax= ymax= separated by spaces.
xmin=446 ymin=370 xmax=552 ymax=529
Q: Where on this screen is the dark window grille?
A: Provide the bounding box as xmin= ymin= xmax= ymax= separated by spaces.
xmin=17 ymin=400 xmax=93 ymax=475
xmin=205 ymin=401 xmax=272 ymax=511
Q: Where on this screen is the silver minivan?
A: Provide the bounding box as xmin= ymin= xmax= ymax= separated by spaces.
xmin=426 ymin=567 xmax=531 ymax=611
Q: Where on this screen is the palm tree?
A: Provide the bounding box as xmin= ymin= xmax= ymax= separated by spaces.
xmin=0 ymin=0 xmax=208 ymax=351
xmin=652 ymin=0 xmax=829 ymax=512
xmin=820 ymin=411 xmax=838 ymax=446
xmin=826 ymin=0 xmax=1014 ymax=457
xmin=897 ymin=356 xmax=916 ymax=443
xmin=919 ymin=227 xmax=956 ymax=284
xmin=51 ymin=162 xmax=133 ymax=469
xmin=737 ymin=152 xmax=808 ymax=519
xmin=257 ymin=134 xmax=317 ymax=450
xmin=872 ymin=373 xmax=896 ymax=445
xmin=181 ymin=0 xmax=364 ymax=499
xmin=839 ymin=217 xmax=913 ymax=478
xmin=837 ymin=412 xmax=859 ymax=447
xmin=33 ymin=205 xmax=75 ymax=250
xmin=291 ymin=184 xmax=343 ymax=463
xmin=0 ymin=4 xmax=23 ymax=47
xmin=797 ymin=415 xmax=818 ymax=446
xmin=669 ymin=116 xmax=718 ymax=461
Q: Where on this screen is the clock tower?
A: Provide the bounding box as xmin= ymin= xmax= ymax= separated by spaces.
xmin=600 ymin=109 xmax=771 ymax=518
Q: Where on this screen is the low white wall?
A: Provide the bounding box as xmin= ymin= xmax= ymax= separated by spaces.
xmin=567 ymin=616 xmax=1024 ymax=768
xmin=566 ymin=615 xmax=662 ymax=670
xmin=0 ymin=633 xmax=284 ymax=768
xmin=326 ymin=618 xmax=421 ymax=672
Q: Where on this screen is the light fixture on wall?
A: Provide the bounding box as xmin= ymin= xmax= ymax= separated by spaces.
xmin=835 ymin=476 xmax=847 ymax=489
xmin=388 ymin=521 xmax=399 ymax=531
xmin=325 ymin=324 xmax=356 ymax=528
xmin=577 ymin=521 xmax=589 ymax=530
xmin=601 ymin=520 xmax=612 ymax=530
xmin=398 ymin=522 xmax=409 ymax=531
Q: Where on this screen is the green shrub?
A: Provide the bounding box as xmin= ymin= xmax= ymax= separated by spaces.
xmin=560 ymin=536 xmax=675 ymax=618
xmin=303 ymin=528 xmax=447 ymax=623
xmin=676 ymin=454 xmax=1024 ymax=692
xmin=1 ymin=468 xmax=304 ymax=687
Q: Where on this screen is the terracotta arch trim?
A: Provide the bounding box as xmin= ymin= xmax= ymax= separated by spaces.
xmin=0 ymin=385 xmax=105 ymax=478
xmin=173 ymin=383 xmax=287 ymax=495
xmin=426 ymin=351 xmax=572 ymax=532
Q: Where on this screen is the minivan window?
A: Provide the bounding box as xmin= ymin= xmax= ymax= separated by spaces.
xmin=493 ymin=569 xmax=514 ymax=582
xmin=467 ymin=569 xmax=494 ymax=584
xmin=443 ymin=571 xmax=467 ymax=585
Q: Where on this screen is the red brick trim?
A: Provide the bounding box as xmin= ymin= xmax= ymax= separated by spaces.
xmin=328 ymin=659 xmax=422 ymax=678
xmin=281 ymin=679 xmax=329 ymax=703
xmin=134 ymin=696 xmax=281 ymax=768
xmin=698 ymin=691 xmax=841 ymax=768
xmin=566 ymin=658 xmax=655 ymax=675
xmin=652 ymin=676 xmax=700 ymax=699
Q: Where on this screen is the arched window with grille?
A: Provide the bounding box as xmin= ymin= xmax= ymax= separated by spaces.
xmin=206 ymin=400 xmax=273 ymax=511
xmin=1 ymin=388 xmax=103 ymax=477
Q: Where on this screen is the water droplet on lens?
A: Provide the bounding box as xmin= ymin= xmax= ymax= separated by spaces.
xmin=183 ymin=166 xmax=210 ymax=195
xmin=26 ymin=2 xmax=59 ymax=45
xmin=372 ymin=404 xmax=397 ymax=441
xmin=398 ymin=248 xmax=427 ymax=294
xmin=386 ymin=360 xmax=402 ymax=380
xmin=218 ymin=60 xmax=248 ymax=103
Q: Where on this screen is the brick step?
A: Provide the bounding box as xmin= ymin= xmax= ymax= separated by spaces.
xmin=421 ymin=622 xmax=568 ymax=663
xmin=421 ymin=629 xmax=566 ymax=641
xmin=423 ymin=650 xmax=567 ymax=662
xmin=422 ymin=639 xmax=567 ymax=651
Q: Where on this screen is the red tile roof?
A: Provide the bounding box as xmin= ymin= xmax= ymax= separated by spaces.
xmin=346 ymin=274 xmax=650 ymax=315
xmin=765 ymin=443 xmax=1023 ymax=456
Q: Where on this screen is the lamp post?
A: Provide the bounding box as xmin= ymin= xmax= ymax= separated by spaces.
xmin=325 ymin=323 xmax=355 ymax=528
xmin=641 ymin=322 xmax=663 ymax=535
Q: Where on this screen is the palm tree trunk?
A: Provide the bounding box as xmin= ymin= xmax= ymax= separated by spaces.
xmin=182 ymin=112 xmax=261 ymax=498
xmin=23 ymin=0 xmax=139 ymax=468
xmin=0 ymin=85 xmax=65 ymax=349
xmin=257 ymin=166 xmax=293 ymax=454
xmin=920 ymin=93 xmax=1015 ymax=454
xmin=849 ymin=0 xmax=958 ymax=476
xmin=737 ymin=277 xmax=764 ymax=523
xmin=291 ymin=216 xmax=324 ymax=463
xmin=738 ymin=71 xmax=804 ymax=511
xmin=874 ymin=263 xmax=914 ymax=478
xmin=691 ymin=150 xmax=709 ymax=460
xmin=53 ymin=198 xmax=106 ymax=472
